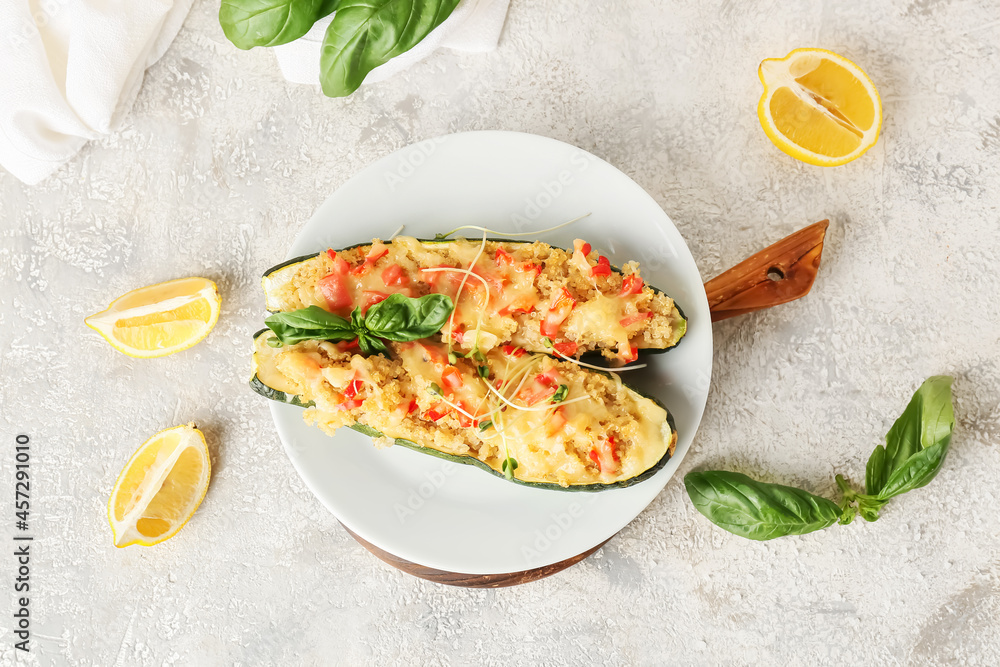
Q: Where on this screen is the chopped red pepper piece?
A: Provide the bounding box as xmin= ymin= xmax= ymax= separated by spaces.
xmin=342 ymin=376 xmax=364 ymax=400
xmin=418 ymin=265 xmax=463 ymax=290
xmin=592 ymin=256 xmax=612 ymax=277
xmin=351 ymin=243 xmax=389 ymax=276
xmin=495 ymin=247 xmax=515 ymax=267
xmin=501 ymin=345 xmax=525 ymax=358
xmin=326 ymin=251 xmax=350 ymax=275
xmin=381 ymin=263 xmax=409 ymax=287
xmin=552 ymin=340 xmax=578 ymax=357
xmin=571 ymin=239 xmax=592 ymax=257
xmin=606 ymin=435 xmax=621 ymax=463
xmin=620 ymin=346 xmax=639 ymax=363
xmin=359 ymin=290 xmax=390 ymax=313
xmin=521 ymin=262 xmax=542 ymax=278
xmin=455 ymin=401 xmax=479 ymax=429
xmin=535 ymin=368 xmax=561 ymax=387
xmin=592 ymin=436 xmax=622 ymax=473
xmin=406 ymin=399 xmax=419 ymax=415
xmin=619 ymin=275 xmax=644 ymax=296
xmin=318 ymin=272 xmax=352 ymax=310
xmin=498 ymin=294 xmax=536 ymax=316
xmin=337 ymin=338 xmax=360 ymax=352
xmin=519 ymin=384 xmax=557 ymax=406
xmin=540 ymin=287 xmax=576 ymax=338
xmin=441 ymin=366 xmax=464 ymax=390
xmin=619 ymin=312 xmax=654 ymax=328
xmin=424 ymin=402 xmax=450 ymax=421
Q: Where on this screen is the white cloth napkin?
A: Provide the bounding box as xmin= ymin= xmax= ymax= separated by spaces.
xmin=274 ymin=0 xmax=510 ymax=86
xmin=0 ymin=0 xmax=193 ymax=185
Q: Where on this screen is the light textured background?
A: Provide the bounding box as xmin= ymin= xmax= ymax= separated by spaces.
xmin=2 ymin=0 xmax=999 ymax=665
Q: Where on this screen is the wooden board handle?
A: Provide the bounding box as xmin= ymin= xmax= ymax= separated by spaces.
xmin=704 ymin=219 xmax=829 ymax=322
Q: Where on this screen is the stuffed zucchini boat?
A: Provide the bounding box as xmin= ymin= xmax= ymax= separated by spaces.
xmin=262 ymin=236 xmax=686 ymax=365
xmin=252 ymin=330 xmax=677 ymax=490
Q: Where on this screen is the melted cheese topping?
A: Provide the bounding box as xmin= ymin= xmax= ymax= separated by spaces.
xmin=253 ymin=334 xmax=676 ymax=487
xmin=263 ymin=236 xmax=684 ymax=363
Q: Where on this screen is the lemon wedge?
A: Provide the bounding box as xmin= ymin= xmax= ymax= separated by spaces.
xmin=108 ymin=424 xmax=211 ymax=548
xmin=85 ymin=277 xmax=221 ymax=358
xmin=757 ymin=48 xmax=882 ymax=166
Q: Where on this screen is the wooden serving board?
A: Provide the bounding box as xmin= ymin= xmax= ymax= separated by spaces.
xmin=346 ymin=220 xmax=830 ymax=587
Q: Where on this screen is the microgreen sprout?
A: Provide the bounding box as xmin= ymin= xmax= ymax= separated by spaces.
xmin=501 ymin=456 xmax=519 ymax=479
xmin=434 ymin=213 xmax=592 ymax=240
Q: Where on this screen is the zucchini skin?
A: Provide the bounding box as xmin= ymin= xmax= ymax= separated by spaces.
xmin=249 ymin=328 xmax=317 ymax=408
xmin=261 ymin=238 xmax=688 ymax=354
xmin=347 ymin=415 xmax=675 ymax=492
xmin=250 ymin=330 xmax=675 ymax=492
xmin=249 ymin=375 xmax=315 ymax=408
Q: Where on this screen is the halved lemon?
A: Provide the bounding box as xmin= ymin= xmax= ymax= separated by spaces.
xmin=85 ymin=277 xmax=221 ymax=358
xmin=108 ymin=424 xmax=211 ymax=548
xmin=758 ymin=48 xmax=882 ymax=166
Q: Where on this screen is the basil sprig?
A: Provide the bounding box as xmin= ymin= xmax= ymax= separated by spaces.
xmin=265 ymin=294 xmax=453 ymax=354
xmin=685 ymin=376 xmax=955 ymax=540
xmin=219 ymin=0 xmax=461 ymax=98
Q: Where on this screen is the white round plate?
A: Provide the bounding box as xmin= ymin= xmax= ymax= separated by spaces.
xmin=270 ymin=131 xmax=713 ymax=574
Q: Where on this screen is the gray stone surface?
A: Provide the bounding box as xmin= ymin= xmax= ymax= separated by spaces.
xmin=2 ymin=0 xmax=999 ymax=664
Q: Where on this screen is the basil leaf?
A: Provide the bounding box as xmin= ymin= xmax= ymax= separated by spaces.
xmin=866 ymin=376 xmax=954 ymax=498
xmin=265 ymin=306 xmax=355 ymax=344
xmin=864 ymin=445 xmax=886 ymax=501
xmin=684 ymin=471 xmax=842 ymax=541
xmin=877 ymin=440 xmax=950 ymax=501
xmin=356 ymin=332 xmax=389 ymax=356
xmin=318 ymin=0 xmax=461 ymax=97
xmin=363 ymin=293 xmax=454 ymax=342
xmin=220 ymin=0 xmax=337 ymax=50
